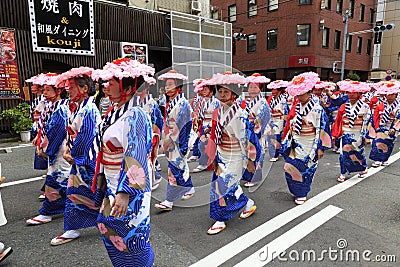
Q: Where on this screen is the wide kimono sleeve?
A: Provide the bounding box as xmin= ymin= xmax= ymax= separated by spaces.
xmin=151 ymin=102 xmax=164 ymax=136
xmin=205 ymin=108 xmax=219 ymax=165
xmin=373 ymin=103 xmax=384 ymax=130
xmin=116 ymin=108 xmax=153 ymax=195
xmin=44 ymin=107 xmax=68 ymax=162
xmin=253 ymin=101 xmax=271 ymax=139
xmin=317 ymin=108 xmax=332 ymax=151
xmin=245 ymin=117 xmax=262 ymax=163
xmin=362 ymin=104 xmax=375 ymax=139
xmin=70 ymin=106 xmax=100 ymax=166
xmin=282 ymin=103 xmax=296 ymax=140
xmin=171 ymin=100 xmax=192 ymax=156
xmin=331 ymin=104 xmax=346 ymax=139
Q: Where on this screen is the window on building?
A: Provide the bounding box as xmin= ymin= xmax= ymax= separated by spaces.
xmin=233 ymin=38 xmax=237 ymax=55
xmin=366 ymin=39 xmax=372 ymax=55
xmin=248 ymin=0 xmax=257 ymax=17
xmin=212 ymin=11 xmax=219 ymax=20
xmin=228 ymin=5 xmax=236 ymax=22
xmin=267 ymin=29 xmax=278 ymax=50
xmin=346 ymin=35 xmax=352 ymax=52
xmin=349 ymin=0 xmax=355 ymax=18
xmin=369 ymin=9 xmax=374 ymax=25
xmin=322 ymin=27 xmax=330 ymax=48
xmin=299 ymin=0 xmax=312 ymax=5
xmin=269 ymin=0 xmax=278 ymax=11
xmin=336 ymin=0 xmax=342 ymax=14
xmin=296 ymin=24 xmax=311 ymax=46
xmin=323 ymin=0 xmax=331 ymax=9
xmin=247 ymin=34 xmax=257 ymax=53
xmin=357 ymin=37 xmax=362 ymax=54
xmin=334 ymin=30 xmax=341 ymax=50
xmin=359 ymin=4 xmax=365 ymax=22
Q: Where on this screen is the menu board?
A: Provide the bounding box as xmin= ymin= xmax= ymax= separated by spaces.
xmin=0 ymin=28 xmax=21 ymax=98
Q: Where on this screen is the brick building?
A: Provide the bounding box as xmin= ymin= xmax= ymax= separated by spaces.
xmin=210 ymin=0 xmax=376 ymax=81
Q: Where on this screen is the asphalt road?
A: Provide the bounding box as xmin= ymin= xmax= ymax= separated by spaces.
xmin=0 ymin=141 xmax=399 ymax=266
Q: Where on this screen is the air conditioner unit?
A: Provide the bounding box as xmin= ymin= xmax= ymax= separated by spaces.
xmin=191 ymin=1 xmax=202 ymax=13
xmin=249 ymin=0 xmax=256 ymax=4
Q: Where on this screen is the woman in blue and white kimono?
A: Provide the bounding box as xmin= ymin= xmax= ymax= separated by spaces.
xmin=369 ymin=80 xmax=400 ymax=167
xmin=281 ymin=72 xmax=331 ymax=205
xmin=93 ymin=58 xmax=154 ymax=267
xmin=242 ymin=73 xmax=271 ymax=187
xmin=26 ymin=74 xmax=71 ymax=225
xmin=205 ymin=72 xmax=261 ymax=235
xmin=154 ymin=70 xmax=195 ymax=211
xmin=135 ymin=79 xmax=164 ymax=191
xmin=266 ymin=80 xmax=289 ymax=162
xmin=332 ymin=80 xmax=374 ymax=182
xmin=191 ymin=78 xmax=220 ymax=173
xmin=49 ymin=67 xmax=102 ymax=245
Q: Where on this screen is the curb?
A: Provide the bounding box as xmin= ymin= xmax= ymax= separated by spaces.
xmin=0 ymin=137 xmax=20 ymax=144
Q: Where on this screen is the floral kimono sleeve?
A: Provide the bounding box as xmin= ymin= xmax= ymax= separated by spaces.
xmin=117 ymin=108 xmax=153 ymax=195
xmin=317 ymin=108 xmax=332 ymax=151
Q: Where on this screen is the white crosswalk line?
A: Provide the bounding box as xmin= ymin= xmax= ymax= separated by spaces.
xmin=234 ymin=205 xmax=343 ymax=267
xmin=190 ymin=151 xmax=400 ymax=267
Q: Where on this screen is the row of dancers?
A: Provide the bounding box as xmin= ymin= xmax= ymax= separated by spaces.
xmin=25 ymin=58 xmax=400 ymax=266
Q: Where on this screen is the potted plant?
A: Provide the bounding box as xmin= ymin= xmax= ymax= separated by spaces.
xmin=0 ymin=102 xmax=33 ymax=142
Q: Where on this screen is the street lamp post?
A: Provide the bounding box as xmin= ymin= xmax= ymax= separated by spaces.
xmin=341 ymin=9 xmax=350 ymax=81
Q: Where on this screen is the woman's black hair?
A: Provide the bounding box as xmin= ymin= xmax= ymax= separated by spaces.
xmin=94 ymin=79 xmax=105 ymax=108
xmin=114 ymin=76 xmax=145 ymax=92
xmin=74 ymin=75 xmax=96 ymax=96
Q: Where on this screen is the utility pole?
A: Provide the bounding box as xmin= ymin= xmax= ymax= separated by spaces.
xmin=341 ymin=9 xmax=350 ymax=80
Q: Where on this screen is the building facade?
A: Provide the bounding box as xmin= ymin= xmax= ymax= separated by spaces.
xmin=210 ymin=0 xmax=376 ymax=81
xmin=130 ymin=0 xmax=212 ymax=18
xmin=0 ymin=0 xmax=171 ymax=131
xmin=373 ymin=0 xmax=400 ymax=80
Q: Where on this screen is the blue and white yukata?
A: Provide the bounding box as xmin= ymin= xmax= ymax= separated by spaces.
xmin=332 ymin=99 xmax=374 ymax=176
xmin=196 ymin=95 xmax=220 ymax=168
xmin=242 ymin=94 xmax=271 ymax=184
xmin=267 ymin=94 xmax=289 ymax=159
xmin=39 ymin=99 xmax=71 ymax=216
xmin=96 ymin=97 xmax=154 ymax=267
xmin=31 ymin=95 xmax=49 ymax=170
xmin=370 ymin=100 xmax=400 ymax=163
xmin=139 ymin=94 xmax=164 ymax=186
xmin=64 ymin=96 xmax=101 ymax=231
xmin=281 ymin=99 xmax=331 ymax=198
xmin=163 ymin=93 xmax=194 ymax=201
xmin=208 ymin=103 xmax=261 ymax=221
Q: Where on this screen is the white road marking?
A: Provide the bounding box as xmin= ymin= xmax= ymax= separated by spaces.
xmin=0 ymin=176 xmax=43 ymax=188
xmin=234 ymin=205 xmax=343 ymax=267
xmin=0 ymin=144 xmax=32 ymax=151
xmin=190 ymin=151 xmax=400 ymax=267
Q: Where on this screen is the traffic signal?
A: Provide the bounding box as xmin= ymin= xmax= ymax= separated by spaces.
xmin=373 ymin=24 xmax=395 ymax=44
xmin=373 ymin=23 xmax=395 ymax=32
xmin=332 ymin=61 xmax=340 ymax=73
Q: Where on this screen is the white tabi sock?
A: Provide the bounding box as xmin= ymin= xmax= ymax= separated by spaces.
xmin=244 ymin=199 xmax=255 ymax=211
xmin=35 ymin=215 xmax=52 ymax=221
xmin=61 ymin=230 xmax=80 ymax=239
xmin=213 ymin=221 xmax=226 ymax=228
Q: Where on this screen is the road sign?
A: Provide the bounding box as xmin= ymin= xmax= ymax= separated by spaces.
xmin=385 ymin=75 xmax=392 ymax=81
xmin=386 ymin=69 xmax=393 ymax=75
